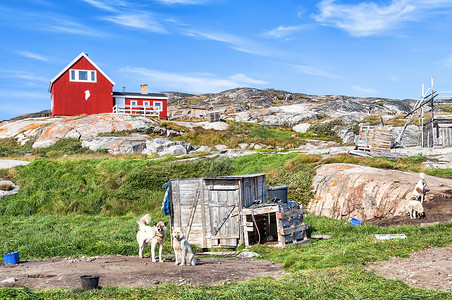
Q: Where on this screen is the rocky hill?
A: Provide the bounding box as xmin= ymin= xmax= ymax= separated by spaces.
xmin=166 ymin=87 xmax=418 ymax=127
xmin=164 ymin=87 xmax=416 ymax=115
xmin=0 ymin=87 xmax=427 ymax=156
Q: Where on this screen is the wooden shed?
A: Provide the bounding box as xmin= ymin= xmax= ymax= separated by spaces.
xmin=168 ymin=174 xmax=309 ymax=249
xmin=422 ymin=116 xmax=452 ymax=148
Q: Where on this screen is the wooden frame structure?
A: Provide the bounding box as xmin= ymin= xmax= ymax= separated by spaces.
xmin=241 ymin=200 xmax=309 ymax=248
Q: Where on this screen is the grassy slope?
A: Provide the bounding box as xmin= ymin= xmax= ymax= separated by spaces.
xmin=1 ymin=216 xmax=450 ymax=299
xmin=1 ymin=153 xmax=451 ymax=299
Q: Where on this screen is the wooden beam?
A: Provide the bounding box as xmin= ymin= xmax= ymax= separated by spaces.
xmin=241 ymin=205 xmax=280 ymax=215
xmin=277 ymin=209 xmax=305 ymax=219
xmin=276 ymin=216 xmax=286 ymax=248
xmin=279 ymin=224 xmax=307 ymax=236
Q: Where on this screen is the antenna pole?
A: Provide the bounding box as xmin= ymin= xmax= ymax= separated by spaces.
xmin=431 ymin=76 xmax=435 ymax=147
xmin=421 ymin=84 xmax=424 ymax=147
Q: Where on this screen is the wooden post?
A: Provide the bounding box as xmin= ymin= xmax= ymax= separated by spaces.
xmin=200 ymin=178 xmax=207 ymax=248
xmin=276 ymin=206 xmax=286 ymax=248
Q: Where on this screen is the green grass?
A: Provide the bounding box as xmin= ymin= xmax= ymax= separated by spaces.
xmin=0 ymin=152 xmax=447 ymax=217
xmin=0 ymin=157 xmax=235 ymax=216
xmin=1 ymin=268 xmax=450 ymax=299
xmin=0 ymin=215 xmax=170 ymax=260
xmin=0 ymin=152 xmax=451 ymax=298
xmin=1 ymin=215 xmax=450 ymax=270
xmin=0 ymin=215 xmax=450 ymax=299
xmin=172 ymin=121 xmax=310 ymax=149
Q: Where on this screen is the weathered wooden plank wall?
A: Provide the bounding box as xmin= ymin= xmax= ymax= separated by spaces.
xmin=169 ymin=174 xmax=267 ymax=249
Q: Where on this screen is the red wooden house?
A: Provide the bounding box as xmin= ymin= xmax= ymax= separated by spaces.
xmin=113 ymin=84 xmax=168 ymax=120
xmin=49 ymin=52 xmax=168 ymax=119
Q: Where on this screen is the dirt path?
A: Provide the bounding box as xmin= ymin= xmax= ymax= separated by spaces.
xmin=0 ymin=256 xmax=284 ymax=289
xmin=367 ymin=245 xmax=452 ymax=292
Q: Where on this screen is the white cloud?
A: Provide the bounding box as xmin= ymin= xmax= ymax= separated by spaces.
xmin=18 ymin=51 xmax=50 ymax=63
xmin=289 ymin=64 xmax=340 ymax=78
xmin=120 ymin=67 xmax=267 ymax=93
xmin=185 ymin=30 xmax=283 ymax=57
xmin=45 ymin=19 xmax=107 ymax=36
xmin=0 ymin=70 xmax=48 ymax=83
xmin=352 ymin=85 xmax=376 ymax=95
xmin=81 ymin=0 xmax=118 ymax=12
xmin=229 ymin=73 xmax=267 ymax=85
xmin=312 ymin=0 xmax=452 ymax=37
xmin=102 ymin=12 xmax=167 ymax=33
xmin=266 ymin=25 xmax=307 ymax=38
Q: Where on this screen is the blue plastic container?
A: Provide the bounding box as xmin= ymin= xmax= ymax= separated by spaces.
xmin=350 ymin=218 xmax=364 ymax=226
xmin=3 ymin=251 xmax=19 ymax=265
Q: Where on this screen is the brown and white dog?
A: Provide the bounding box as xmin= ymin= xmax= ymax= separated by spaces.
xmin=136 ymin=214 xmax=167 ymax=262
xmin=410 ymin=172 xmax=427 ymax=203
xmin=406 ymin=200 xmax=425 ymax=219
xmin=172 ymin=227 xmax=196 ymax=266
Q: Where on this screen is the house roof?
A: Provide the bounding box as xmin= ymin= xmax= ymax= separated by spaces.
xmin=113 ymin=91 xmax=168 ymax=99
xmin=48 ymin=52 xmax=115 ymax=92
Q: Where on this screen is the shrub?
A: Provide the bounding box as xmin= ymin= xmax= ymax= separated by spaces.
xmin=308 ymin=119 xmax=344 ymax=140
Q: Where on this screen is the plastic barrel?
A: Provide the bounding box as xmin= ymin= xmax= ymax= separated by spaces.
xmin=267 ymin=186 xmax=288 ymax=203
xmin=80 ymin=275 xmax=100 ymax=289
xmin=3 ymin=252 xmax=19 ymax=265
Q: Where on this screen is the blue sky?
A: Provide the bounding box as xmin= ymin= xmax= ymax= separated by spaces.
xmin=2 ymin=0 xmax=452 ymax=121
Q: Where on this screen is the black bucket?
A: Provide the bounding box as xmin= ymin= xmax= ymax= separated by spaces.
xmin=268 ymin=186 xmax=288 ymax=203
xmin=80 ymin=275 xmax=100 ymax=289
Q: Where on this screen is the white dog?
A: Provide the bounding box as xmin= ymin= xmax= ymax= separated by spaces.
xmin=406 ymin=200 xmax=425 ymax=219
xmin=136 ymin=214 xmax=167 ymax=262
xmin=172 ymin=227 xmax=196 ymax=266
xmin=410 ymin=172 xmax=427 ymax=203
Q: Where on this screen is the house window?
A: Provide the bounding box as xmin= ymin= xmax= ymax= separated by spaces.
xmin=143 ymin=101 xmax=150 ymax=106
xmin=79 ymin=71 xmax=88 ymax=81
xmin=130 ymin=100 xmax=137 ymax=106
xmin=69 ymin=69 xmax=97 ymax=82
xmin=154 ymin=101 xmax=163 ymax=111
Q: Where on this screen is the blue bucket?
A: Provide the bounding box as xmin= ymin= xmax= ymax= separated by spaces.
xmin=3 ymin=252 xmax=19 ymax=265
xmin=350 ymin=218 xmax=364 ymax=226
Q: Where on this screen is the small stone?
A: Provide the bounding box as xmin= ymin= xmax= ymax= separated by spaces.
xmin=1 ymin=278 xmax=16 ymax=283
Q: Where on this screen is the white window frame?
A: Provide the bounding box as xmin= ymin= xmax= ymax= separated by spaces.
xmin=130 ymin=100 xmax=138 ymax=106
xmin=69 ymin=69 xmax=97 ymax=83
xmin=153 ymin=101 xmax=163 ymax=111
xmin=143 ymin=101 xmax=150 ymax=107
